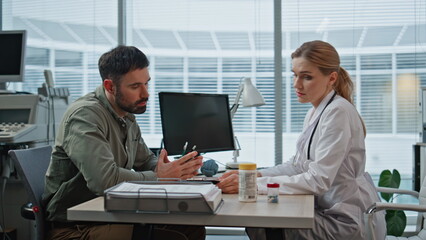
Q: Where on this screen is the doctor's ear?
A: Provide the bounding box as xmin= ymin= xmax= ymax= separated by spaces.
xmin=103 ymin=79 xmax=115 ymax=94
xmin=329 ymin=71 xmax=338 ymax=86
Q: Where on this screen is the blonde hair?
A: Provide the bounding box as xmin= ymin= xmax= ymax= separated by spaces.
xmin=291 ymin=40 xmax=366 ymax=135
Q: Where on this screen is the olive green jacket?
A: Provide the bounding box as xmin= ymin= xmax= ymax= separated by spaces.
xmin=42 ymin=85 xmax=158 ymax=222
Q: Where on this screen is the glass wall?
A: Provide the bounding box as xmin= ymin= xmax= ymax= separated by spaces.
xmin=2 ymin=0 xmax=426 ymax=182
xmin=2 ymin=0 xmax=117 ymax=98
xmin=126 ymin=0 xmax=426 ymax=179
xmin=128 ymin=0 xmax=276 ymax=164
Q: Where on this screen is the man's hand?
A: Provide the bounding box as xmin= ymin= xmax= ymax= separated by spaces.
xmin=216 ymin=170 xmax=239 ymax=194
xmin=156 ymin=149 xmax=203 ymax=180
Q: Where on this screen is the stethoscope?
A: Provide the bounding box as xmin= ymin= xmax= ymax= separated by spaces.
xmin=306 ymin=91 xmax=337 ymax=160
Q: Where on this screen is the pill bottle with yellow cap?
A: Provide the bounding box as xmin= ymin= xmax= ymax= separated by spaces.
xmin=238 ymin=163 xmax=257 ymax=202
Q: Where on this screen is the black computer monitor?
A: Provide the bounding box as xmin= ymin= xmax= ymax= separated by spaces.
xmin=0 ymin=30 xmax=27 ymax=90
xmin=159 ymin=92 xmax=235 ymax=156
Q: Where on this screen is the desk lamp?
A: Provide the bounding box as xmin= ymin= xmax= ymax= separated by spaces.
xmin=227 ymin=77 xmax=265 ymax=169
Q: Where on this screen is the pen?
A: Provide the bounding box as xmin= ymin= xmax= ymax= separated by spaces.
xmin=159 ymin=139 xmax=164 ymax=156
xmin=184 ymin=145 xmax=198 ymax=163
xmin=181 ymin=141 xmax=188 ymax=157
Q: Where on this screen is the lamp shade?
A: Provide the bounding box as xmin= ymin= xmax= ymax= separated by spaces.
xmin=241 ymin=77 xmax=265 ymax=107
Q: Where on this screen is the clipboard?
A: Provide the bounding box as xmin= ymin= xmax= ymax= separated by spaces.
xmin=104 ymin=181 xmax=223 ymax=214
xmin=186 ymin=177 xmax=220 ymax=184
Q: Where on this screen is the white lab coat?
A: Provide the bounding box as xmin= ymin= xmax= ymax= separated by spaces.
xmin=256 ymin=91 xmax=386 ymax=240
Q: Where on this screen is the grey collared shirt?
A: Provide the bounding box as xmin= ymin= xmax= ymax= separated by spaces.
xmin=42 ymin=85 xmax=157 ymax=222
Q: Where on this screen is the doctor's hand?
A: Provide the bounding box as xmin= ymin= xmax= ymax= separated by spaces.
xmin=216 ymin=170 xmax=239 ymax=194
xmin=156 ymin=149 xmax=203 ymax=180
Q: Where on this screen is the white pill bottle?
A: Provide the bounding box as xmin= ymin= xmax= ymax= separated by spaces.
xmin=238 ymin=163 xmax=257 ymax=202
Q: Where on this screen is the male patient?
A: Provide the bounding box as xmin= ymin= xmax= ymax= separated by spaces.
xmin=42 ymin=45 xmax=205 ymax=240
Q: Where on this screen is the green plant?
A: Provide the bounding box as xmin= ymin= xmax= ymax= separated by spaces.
xmin=378 ymin=169 xmax=406 ymax=236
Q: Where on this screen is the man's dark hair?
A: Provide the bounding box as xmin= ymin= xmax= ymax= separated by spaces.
xmin=98 ymin=45 xmax=150 ymax=84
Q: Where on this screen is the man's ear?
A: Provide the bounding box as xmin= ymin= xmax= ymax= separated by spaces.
xmin=103 ymin=79 xmax=115 ymax=94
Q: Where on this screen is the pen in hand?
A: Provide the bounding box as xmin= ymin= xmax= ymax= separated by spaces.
xmin=178 ymin=141 xmax=199 ymax=163
xmin=183 ymin=145 xmax=198 ymax=163
xmin=181 ymin=141 xmax=188 ymax=157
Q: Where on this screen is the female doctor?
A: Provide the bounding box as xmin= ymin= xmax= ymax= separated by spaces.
xmin=217 ymin=40 xmax=386 ymax=240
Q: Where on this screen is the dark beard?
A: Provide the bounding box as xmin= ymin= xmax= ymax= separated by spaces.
xmin=115 ymin=87 xmax=148 ymax=114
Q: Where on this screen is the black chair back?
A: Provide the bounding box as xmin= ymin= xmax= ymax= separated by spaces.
xmin=8 ymin=145 xmax=52 ymax=240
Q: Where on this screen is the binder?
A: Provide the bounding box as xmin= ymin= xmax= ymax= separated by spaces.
xmin=104 ymin=181 xmax=223 ymax=214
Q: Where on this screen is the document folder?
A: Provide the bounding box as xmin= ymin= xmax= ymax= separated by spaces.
xmin=104 ymin=181 xmax=223 ymax=214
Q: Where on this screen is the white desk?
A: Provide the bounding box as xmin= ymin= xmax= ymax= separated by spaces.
xmin=68 ymin=194 xmax=314 ymax=229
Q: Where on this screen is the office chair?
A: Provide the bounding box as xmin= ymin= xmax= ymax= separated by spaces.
xmin=8 ymin=145 xmax=52 ymax=240
xmin=366 ymin=175 xmax=426 ymax=240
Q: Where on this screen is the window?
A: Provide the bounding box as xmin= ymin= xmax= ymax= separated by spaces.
xmin=2 ymin=0 xmax=426 ymax=183
xmin=2 ymin=0 xmax=117 ymax=100
xmin=283 ymin=1 xmax=426 ymax=187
